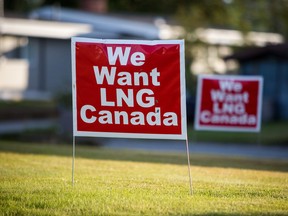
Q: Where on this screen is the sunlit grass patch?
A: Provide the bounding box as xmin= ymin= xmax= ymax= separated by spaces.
xmin=0 ymin=141 xmax=287 ymax=215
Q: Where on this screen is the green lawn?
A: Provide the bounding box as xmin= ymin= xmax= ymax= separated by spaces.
xmin=188 ymin=121 xmax=288 ymax=145
xmin=0 ymin=141 xmax=287 ymax=215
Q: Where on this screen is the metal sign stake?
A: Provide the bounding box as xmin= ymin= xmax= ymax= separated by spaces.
xmin=185 ymin=136 xmax=193 ymax=195
xmin=72 ymin=135 xmax=76 ymax=187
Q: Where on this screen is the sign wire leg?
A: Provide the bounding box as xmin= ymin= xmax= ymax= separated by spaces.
xmin=72 ymin=135 xmax=76 ymax=187
xmin=185 ymin=137 xmax=193 ymax=195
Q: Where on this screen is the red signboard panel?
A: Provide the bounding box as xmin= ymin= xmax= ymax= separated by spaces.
xmin=72 ymin=38 xmax=187 ymax=139
xmin=194 ymin=75 xmax=263 ymax=132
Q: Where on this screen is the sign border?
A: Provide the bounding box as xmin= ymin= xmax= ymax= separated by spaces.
xmin=194 ymin=74 xmax=263 ymax=132
xmin=71 ymin=37 xmax=187 ymax=140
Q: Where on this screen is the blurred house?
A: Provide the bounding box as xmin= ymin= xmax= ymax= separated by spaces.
xmin=189 ymin=28 xmax=284 ymax=75
xmin=0 ymin=17 xmax=93 ymax=100
xmin=224 ymin=43 xmax=288 ymax=121
xmin=0 ymin=6 xmax=184 ymax=101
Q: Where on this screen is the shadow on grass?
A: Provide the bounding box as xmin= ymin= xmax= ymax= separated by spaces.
xmin=181 ymin=214 xmax=286 ymax=216
xmin=0 ymin=141 xmax=287 ymax=173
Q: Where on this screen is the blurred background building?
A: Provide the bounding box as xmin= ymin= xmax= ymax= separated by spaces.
xmin=0 ymin=0 xmax=288 ymax=137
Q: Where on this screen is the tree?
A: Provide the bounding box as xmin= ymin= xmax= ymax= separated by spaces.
xmin=4 ymin=0 xmax=78 ymax=14
xmin=108 ymin=0 xmax=178 ymax=15
xmin=175 ymin=0 xmax=288 ymax=40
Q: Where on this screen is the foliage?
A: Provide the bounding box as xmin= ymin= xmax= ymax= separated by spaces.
xmin=0 ymin=141 xmax=288 ymax=215
xmin=0 ymin=100 xmax=58 ymax=121
xmin=109 ymin=0 xmax=178 ymax=14
xmin=4 ymin=0 xmax=78 ymax=13
xmin=109 ymin=0 xmax=288 ymax=38
xmin=5 ymin=1 xmax=288 ymax=38
xmin=54 ymin=93 xmax=72 ymax=109
xmin=0 ymin=99 xmax=56 ymax=108
xmin=175 ymin=0 xmax=288 ymax=38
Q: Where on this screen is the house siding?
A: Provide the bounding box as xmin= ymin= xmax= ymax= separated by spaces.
xmin=240 ymin=57 xmax=288 ymax=121
xmin=27 ymin=38 xmax=71 ymax=95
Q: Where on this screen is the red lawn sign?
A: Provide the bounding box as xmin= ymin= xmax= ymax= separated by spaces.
xmin=194 ymin=75 xmax=263 ymax=132
xmin=71 ymin=38 xmax=187 ymax=139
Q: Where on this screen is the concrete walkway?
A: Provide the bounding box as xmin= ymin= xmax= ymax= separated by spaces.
xmin=0 ymin=119 xmax=286 ymax=161
xmin=103 ymin=138 xmax=288 ymax=161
